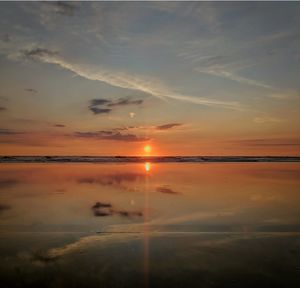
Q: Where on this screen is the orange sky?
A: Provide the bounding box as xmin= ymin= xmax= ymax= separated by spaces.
xmin=0 ymin=2 xmax=299 ymax=156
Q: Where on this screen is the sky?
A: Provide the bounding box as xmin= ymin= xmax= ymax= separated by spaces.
xmin=0 ymin=1 xmax=299 ymax=156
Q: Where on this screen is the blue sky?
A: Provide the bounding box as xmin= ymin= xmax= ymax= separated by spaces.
xmin=0 ymin=1 xmax=299 ymax=155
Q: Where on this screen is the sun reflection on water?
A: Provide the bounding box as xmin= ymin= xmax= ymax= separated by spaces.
xmin=144 ymin=162 xmax=151 ymax=172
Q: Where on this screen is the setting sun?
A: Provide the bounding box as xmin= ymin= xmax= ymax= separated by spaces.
xmin=144 ymin=145 xmax=152 ymax=153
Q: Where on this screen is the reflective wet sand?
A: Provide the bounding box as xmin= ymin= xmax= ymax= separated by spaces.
xmin=0 ymin=163 xmax=300 ymax=287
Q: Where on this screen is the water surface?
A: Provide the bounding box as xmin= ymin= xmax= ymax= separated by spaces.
xmin=0 ymin=163 xmax=300 ymax=287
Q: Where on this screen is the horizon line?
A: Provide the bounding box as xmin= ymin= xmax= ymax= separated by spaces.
xmin=1 ymin=155 xmax=300 ymax=163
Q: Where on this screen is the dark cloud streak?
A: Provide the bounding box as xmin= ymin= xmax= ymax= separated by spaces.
xmin=156 ymin=186 xmax=180 ymax=195
xmin=155 ymin=123 xmax=182 ymax=130
xmin=0 ymin=204 xmax=11 ymax=213
xmin=91 ymin=201 xmax=143 ymax=218
xmin=22 ymin=48 xmax=58 ymax=61
xmin=89 ymin=97 xmax=143 ymax=115
xmin=107 ymin=98 xmax=143 ymax=107
xmin=74 ymin=130 xmax=149 ymax=142
xmin=25 ymin=88 xmax=38 ymax=94
xmin=89 ymin=107 xmax=112 ymax=115
xmin=90 ymin=99 xmax=111 ymax=106
xmin=0 ymin=128 xmax=22 ymax=135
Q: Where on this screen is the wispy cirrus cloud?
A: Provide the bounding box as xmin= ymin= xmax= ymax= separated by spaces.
xmin=42 ymin=1 xmax=79 ymax=17
xmin=253 ymin=116 xmax=286 ymax=124
xmin=195 ymin=67 xmax=273 ymax=90
xmin=189 ymin=53 xmax=273 ymax=90
xmin=18 ymin=47 xmax=244 ymax=111
xmin=178 ymin=26 xmax=298 ymax=93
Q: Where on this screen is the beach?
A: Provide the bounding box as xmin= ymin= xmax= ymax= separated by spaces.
xmin=1 ymin=162 xmax=300 ymax=287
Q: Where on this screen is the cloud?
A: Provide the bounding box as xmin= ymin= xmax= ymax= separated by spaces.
xmin=232 ymin=138 xmax=300 ymax=147
xmin=89 ymin=107 xmax=112 ymax=115
xmin=88 ymin=97 xmax=143 ymax=115
xmin=74 ymin=124 xmax=183 ymax=137
xmin=253 ymin=116 xmax=286 ymax=124
xmin=78 ymin=173 xmax=143 ymax=193
xmin=156 ymin=186 xmax=180 ymax=195
xmin=0 ymin=179 xmax=19 ymax=189
xmin=2 ymin=34 xmax=11 ymax=43
xmin=0 ymin=204 xmax=11 ymax=213
xmin=90 ymin=99 xmax=111 ymax=106
xmin=30 ymin=1 xmax=80 ymax=30
xmin=91 ymin=201 xmax=143 ymax=218
xmin=93 ymin=210 xmax=111 ymax=217
xmin=42 ymin=1 xmax=79 ymax=16
xmin=19 ymin=47 xmax=243 ymax=111
xmin=155 ymin=123 xmax=182 ymax=130
xmin=32 ymin=232 xmax=143 ymax=262
xmin=0 ymin=129 xmax=67 ymax=147
xmin=107 ymin=98 xmax=143 ymax=107
xmin=117 ymin=210 xmax=143 ymax=218
xmin=78 ymin=172 xmax=144 ymax=186
xmin=32 ymin=251 xmax=59 ymax=264
xmin=25 ymin=88 xmax=38 ymax=94
xmin=183 ymin=30 xmax=299 ymax=98
xmin=0 ymin=96 xmax=8 ymax=102
xmin=179 ymin=29 xmax=292 ymax=92
xmin=150 ymin=2 xmax=220 ymax=32
xmin=195 ymin=67 xmax=273 ymax=90
xmin=92 ymin=201 xmax=113 ymax=217
xmin=22 ymin=47 xmax=58 ymax=60
xmin=74 ymin=130 xmax=150 ymax=142
xmin=92 ymin=202 xmax=112 ymax=209
xmin=0 ymin=106 xmax=6 ymax=112
xmin=0 ymin=128 xmax=22 ymax=135
xmin=53 ymin=124 xmax=66 ymax=128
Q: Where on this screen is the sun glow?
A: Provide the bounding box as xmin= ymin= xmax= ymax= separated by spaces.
xmin=144 ymin=162 xmax=151 ymax=172
xmin=144 ymin=145 xmax=152 ymax=153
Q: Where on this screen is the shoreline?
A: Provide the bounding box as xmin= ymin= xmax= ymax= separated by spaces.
xmin=1 ymin=156 xmax=300 ymax=163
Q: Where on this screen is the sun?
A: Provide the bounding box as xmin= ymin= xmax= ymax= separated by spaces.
xmin=144 ymin=145 xmax=152 ymax=153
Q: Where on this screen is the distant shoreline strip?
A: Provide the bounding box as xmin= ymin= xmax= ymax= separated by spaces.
xmin=1 ymin=156 xmax=300 ymax=163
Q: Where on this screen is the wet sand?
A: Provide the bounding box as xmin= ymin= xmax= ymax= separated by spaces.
xmin=0 ymin=163 xmax=300 ymax=287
